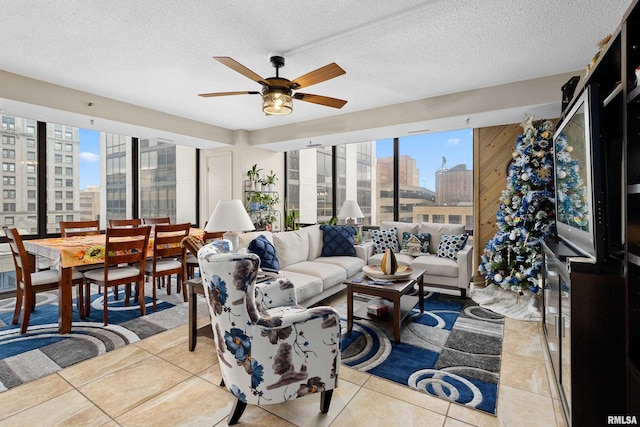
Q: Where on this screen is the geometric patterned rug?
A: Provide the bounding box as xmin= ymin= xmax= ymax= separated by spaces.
xmin=339 ymin=291 xmax=504 ymax=415
xmin=0 ymin=284 xmax=197 ymax=392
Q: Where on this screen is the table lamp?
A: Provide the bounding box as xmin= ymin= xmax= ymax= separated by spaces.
xmin=204 ymin=199 xmax=255 ymax=251
xmin=338 ymin=200 xmax=364 ymax=243
xmin=338 ymin=200 xmax=364 ymax=225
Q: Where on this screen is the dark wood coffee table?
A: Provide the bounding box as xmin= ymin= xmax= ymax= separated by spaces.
xmin=345 ymin=268 xmax=425 ymax=343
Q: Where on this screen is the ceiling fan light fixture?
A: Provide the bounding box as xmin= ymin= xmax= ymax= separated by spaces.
xmin=262 ymin=92 xmax=293 ymax=115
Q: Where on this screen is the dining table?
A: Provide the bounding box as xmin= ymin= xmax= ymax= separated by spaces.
xmin=23 ymin=227 xmax=203 ymax=334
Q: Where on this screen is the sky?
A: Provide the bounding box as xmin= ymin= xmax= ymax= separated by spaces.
xmin=78 ymin=128 xmax=101 ymax=190
xmin=376 ymin=128 xmax=473 ymax=191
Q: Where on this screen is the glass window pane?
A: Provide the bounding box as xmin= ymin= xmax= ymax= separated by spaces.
xmin=336 ymin=141 xmax=375 ymax=226
xmin=138 ymin=139 xmax=179 ymax=222
xmin=399 ymin=129 xmax=473 ymax=232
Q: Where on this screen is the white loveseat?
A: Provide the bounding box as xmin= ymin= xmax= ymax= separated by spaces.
xmin=367 ymin=221 xmax=473 ymax=298
xmin=237 ymin=224 xmax=367 ymax=307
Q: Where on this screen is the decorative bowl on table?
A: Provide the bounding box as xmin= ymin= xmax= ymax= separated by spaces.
xmin=362 ymin=265 xmax=413 ymax=281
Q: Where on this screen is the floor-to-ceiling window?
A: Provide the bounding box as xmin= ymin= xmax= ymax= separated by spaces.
xmin=285 ymin=128 xmax=473 ymax=231
xmin=0 ymin=114 xmax=198 ymax=294
xmin=399 ymin=129 xmax=473 ymax=227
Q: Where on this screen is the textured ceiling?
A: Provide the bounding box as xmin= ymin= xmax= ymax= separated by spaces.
xmin=0 ymin=0 xmax=634 ymax=137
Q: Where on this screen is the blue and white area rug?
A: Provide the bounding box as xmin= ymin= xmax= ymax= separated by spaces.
xmin=340 ymin=292 xmax=504 ymax=415
xmin=0 ymin=285 xmax=197 ymax=392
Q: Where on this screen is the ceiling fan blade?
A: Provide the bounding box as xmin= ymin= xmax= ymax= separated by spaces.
xmin=290 ymin=63 xmax=346 ymax=89
xmin=198 ymin=91 xmax=260 ymax=97
xmin=293 ymin=93 xmax=347 ymax=109
xmin=214 ymin=56 xmax=267 ymax=86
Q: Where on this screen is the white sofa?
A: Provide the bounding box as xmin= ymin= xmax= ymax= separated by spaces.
xmin=237 ymin=224 xmax=366 ymax=307
xmin=367 ymin=221 xmax=473 ymax=298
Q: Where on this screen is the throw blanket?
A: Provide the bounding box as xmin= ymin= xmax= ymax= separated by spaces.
xmin=470 ymin=284 xmax=541 ymax=321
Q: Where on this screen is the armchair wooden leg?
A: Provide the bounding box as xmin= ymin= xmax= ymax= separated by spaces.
xmin=320 ymin=389 xmax=333 ymax=414
xmin=227 ymin=398 xmax=247 ymax=425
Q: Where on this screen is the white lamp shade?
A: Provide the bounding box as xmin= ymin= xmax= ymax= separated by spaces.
xmin=204 ymin=200 xmax=255 ymax=232
xmin=338 ymin=200 xmax=364 ymax=219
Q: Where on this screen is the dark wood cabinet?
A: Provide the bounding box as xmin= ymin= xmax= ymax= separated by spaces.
xmin=542 ymin=240 xmax=626 ymax=426
xmin=542 ymin=1 xmax=640 ymax=424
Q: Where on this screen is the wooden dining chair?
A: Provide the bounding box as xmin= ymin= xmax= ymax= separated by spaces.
xmin=142 ymin=217 xmax=171 ymax=225
xmin=108 ymin=218 xmax=142 ymax=228
xmin=60 ymin=219 xmax=100 ymax=237
xmin=59 ymin=219 xmax=102 ymax=308
xmin=145 ymin=222 xmax=191 ymax=309
xmin=83 ymin=226 xmax=151 ymax=325
xmin=3 ymin=226 xmax=86 ymax=333
xmin=186 ymin=230 xmax=224 ymax=279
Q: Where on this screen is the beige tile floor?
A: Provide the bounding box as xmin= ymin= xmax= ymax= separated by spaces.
xmin=0 ymin=291 xmax=565 ymax=427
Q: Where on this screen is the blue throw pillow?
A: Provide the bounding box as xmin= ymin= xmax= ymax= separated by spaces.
xmin=436 ymin=233 xmax=469 ymax=260
xmin=248 ymin=235 xmax=280 ymax=271
xmin=320 ymin=225 xmax=356 ymax=257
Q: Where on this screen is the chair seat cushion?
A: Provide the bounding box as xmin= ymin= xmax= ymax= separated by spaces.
xmin=272 ymin=271 xmax=323 ymax=304
xmin=411 ymin=254 xmax=459 ymax=278
xmin=31 ymin=269 xmax=84 ymax=286
xmin=281 ymin=261 xmax=346 ymax=290
xmin=145 ymin=259 xmax=183 ymax=273
xmin=314 ymin=256 xmax=365 ymax=277
xmin=84 ymin=265 xmax=142 ymax=281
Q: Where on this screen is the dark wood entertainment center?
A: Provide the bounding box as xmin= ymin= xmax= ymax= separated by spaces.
xmin=541 ymin=0 xmax=640 ymax=425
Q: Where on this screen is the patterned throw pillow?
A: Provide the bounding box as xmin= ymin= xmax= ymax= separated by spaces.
xmin=436 ymin=234 xmax=469 ymax=260
xmin=320 ymin=225 xmax=356 ymax=257
xmin=401 ymin=232 xmax=430 ymax=255
xmin=248 ymin=235 xmax=280 ymax=271
xmin=371 ymin=227 xmax=400 ymax=254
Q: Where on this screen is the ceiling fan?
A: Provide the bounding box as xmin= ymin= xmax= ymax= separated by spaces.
xmin=198 ymin=56 xmax=347 ymax=115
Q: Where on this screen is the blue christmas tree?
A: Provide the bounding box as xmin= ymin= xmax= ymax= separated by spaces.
xmin=478 ymin=118 xmax=556 ymax=293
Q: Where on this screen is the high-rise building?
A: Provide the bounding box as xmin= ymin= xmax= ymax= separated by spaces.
xmin=1 ymin=115 xmax=81 ymax=234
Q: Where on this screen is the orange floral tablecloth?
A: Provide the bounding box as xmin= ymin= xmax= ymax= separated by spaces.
xmin=23 ymin=228 xmax=203 ymax=268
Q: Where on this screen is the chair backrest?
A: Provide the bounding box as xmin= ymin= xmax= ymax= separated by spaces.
xmin=103 ymin=226 xmax=151 ymax=271
xmin=152 ymin=222 xmax=191 ymax=260
xmin=60 ymin=220 xmax=100 ymax=237
xmin=142 ymin=217 xmax=171 ymax=225
xmin=2 ymin=226 xmax=33 ymax=289
xmin=108 ymin=218 xmax=142 ymax=228
xmin=197 ymin=250 xmax=260 ymax=343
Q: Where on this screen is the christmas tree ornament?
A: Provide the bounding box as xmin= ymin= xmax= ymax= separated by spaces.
xmin=558 ymin=170 xmax=567 ymax=179
xmin=522 ymin=172 xmax=530 ymax=181
xmin=566 ymin=145 xmax=573 ymax=152
xmin=494 ymin=273 xmax=503 ymax=283
xmin=515 ymin=272 xmax=524 ymax=280
xmin=509 ymin=231 xmax=517 ymax=240
xmin=536 ymin=150 xmax=545 ymax=158
xmin=512 ymin=151 xmax=519 ymax=158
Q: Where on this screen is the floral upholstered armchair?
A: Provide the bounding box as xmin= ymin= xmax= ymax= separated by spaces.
xmin=197 ymin=248 xmax=341 ymax=425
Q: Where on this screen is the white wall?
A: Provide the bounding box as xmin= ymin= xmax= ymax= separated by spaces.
xmin=199 ymin=130 xmax=285 ymax=225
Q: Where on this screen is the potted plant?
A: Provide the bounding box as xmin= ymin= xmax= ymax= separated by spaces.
xmin=265 ymin=170 xmax=278 ymax=192
xmin=246 ymin=164 xmax=263 ymax=191
xmin=246 ymin=192 xmax=262 ymax=211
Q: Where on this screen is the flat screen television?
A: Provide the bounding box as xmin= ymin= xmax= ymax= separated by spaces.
xmin=553 ymin=84 xmax=607 ymax=261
